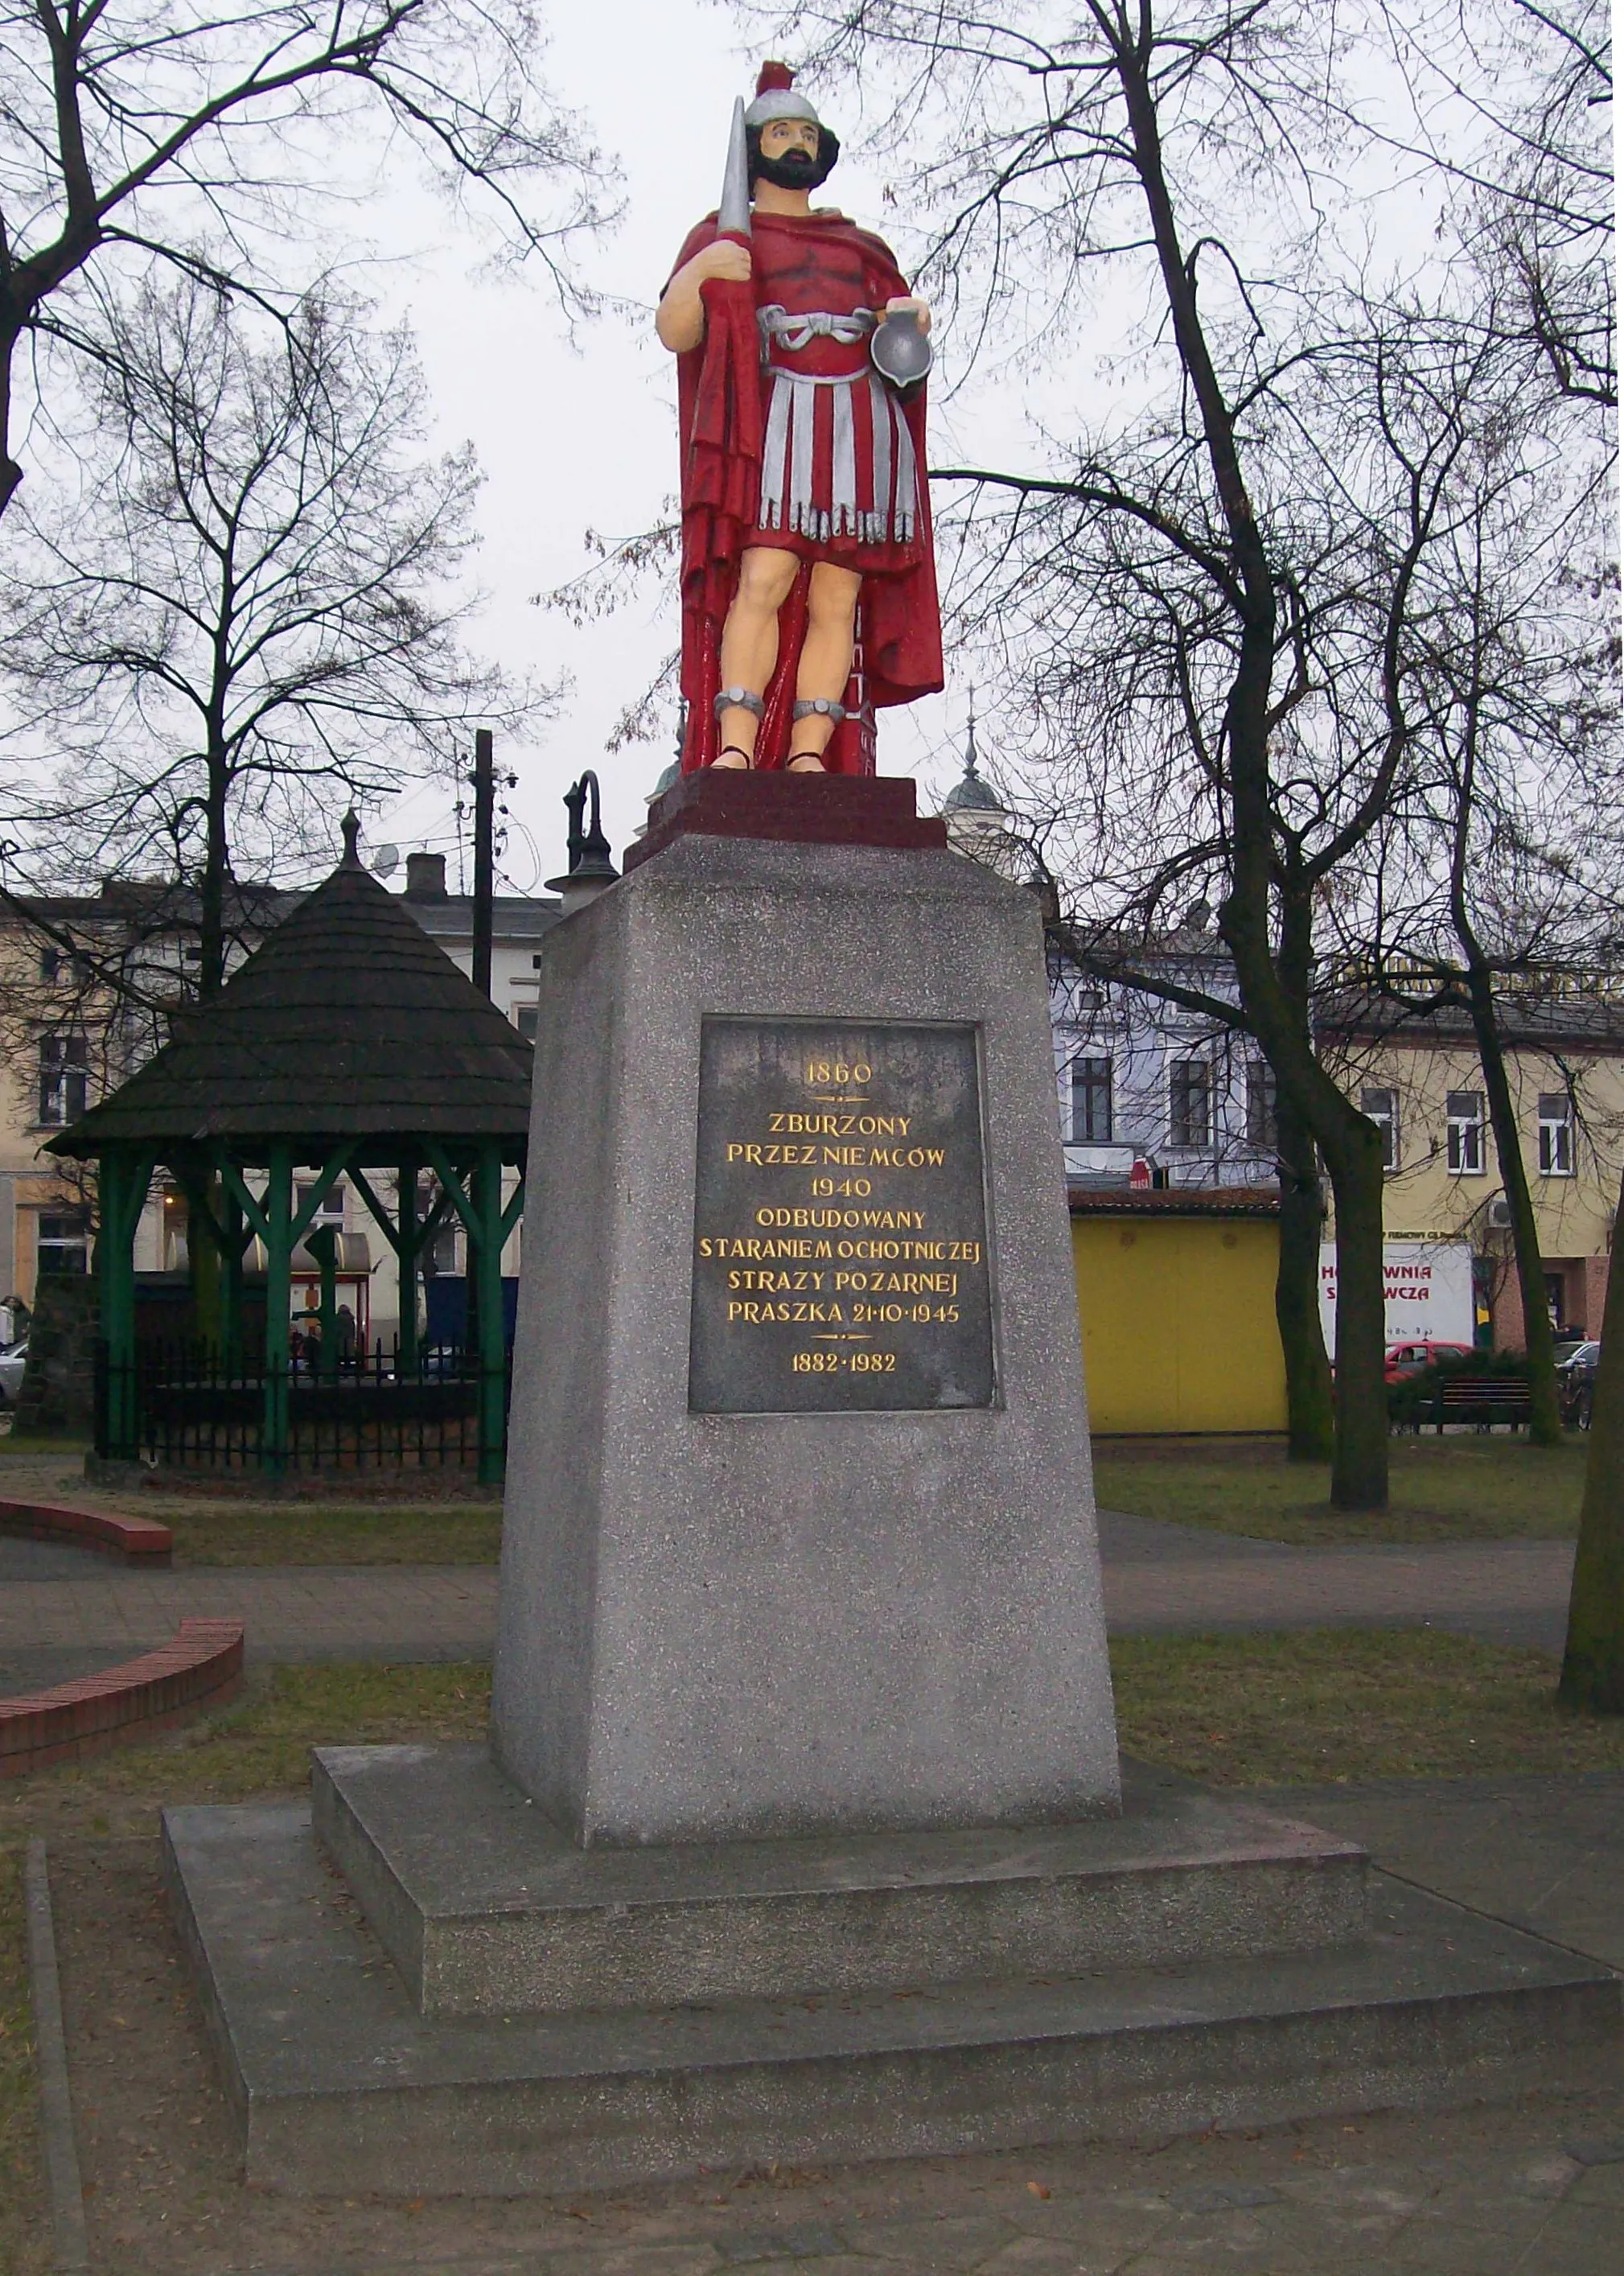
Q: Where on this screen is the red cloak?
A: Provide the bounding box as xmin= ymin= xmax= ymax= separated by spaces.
xmin=670 ymin=208 xmax=944 ymax=774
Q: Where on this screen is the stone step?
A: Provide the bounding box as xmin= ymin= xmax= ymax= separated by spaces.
xmin=312 ymin=1743 xmax=1369 ymax=2016
xmin=164 ymin=1800 xmax=1619 ymax=2200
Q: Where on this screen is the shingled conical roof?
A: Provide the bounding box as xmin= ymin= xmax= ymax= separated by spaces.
xmin=51 ymin=823 xmax=534 ymax=1157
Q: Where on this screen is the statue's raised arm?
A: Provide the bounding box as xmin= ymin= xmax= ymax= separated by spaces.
xmin=660 ymin=64 xmax=944 ymax=777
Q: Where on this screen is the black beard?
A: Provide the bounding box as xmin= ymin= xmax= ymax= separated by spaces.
xmin=752 ymin=138 xmax=837 ymax=191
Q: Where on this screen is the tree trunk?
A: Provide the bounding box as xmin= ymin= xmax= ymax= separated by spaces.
xmin=1557 ymin=1165 xmax=1624 ymax=1713
xmin=1324 ymin=1123 xmax=1392 ymax=1508
xmin=199 ymin=747 xmax=229 ymax=998
xmin=1466 ymin=966 xmax=1561 ymax=1442
xmin=1276 ymin=1089 xmax=1334 ymax=1460
xmin=187 ymin=1179 xmax=224 ymax=1351
xmin=0 ymin=315 xmax=23 ymax=521
xmin=1273 ymin=883 xmax=1333 ymax=1460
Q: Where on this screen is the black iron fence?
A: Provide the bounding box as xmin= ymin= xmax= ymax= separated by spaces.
xmin=94 ymin=1338 xmax=512 ymax=1471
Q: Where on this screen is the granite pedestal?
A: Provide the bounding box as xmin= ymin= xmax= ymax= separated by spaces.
xmin=164 ymin=1765 xmax=1618 ymax=2197
xmin=491 ymin=821 xmax=1118 ymax=1844
xmin=163 ymin=780 xmax=1620 ymax=2191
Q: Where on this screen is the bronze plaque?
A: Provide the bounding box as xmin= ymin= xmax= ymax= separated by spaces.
xmin=689 ymin=1019 xmax=996 ymax=1414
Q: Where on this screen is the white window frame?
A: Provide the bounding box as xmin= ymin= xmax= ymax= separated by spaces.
xmin=1445 ymin=1090 xmax=1486 ymax=1175
xmin=36 ymin=1034 xmax=88 ymax=1128
xmin=1069 ymin=1055 xmax=1113 ymax=1143
xmin=1537 ymin=1092 xmax=1574 ymax=1176
xmin=36 ymin=1208 xmax=90 ymax=1275
xmin=1169 ymin=1058 xmax=1211 ymax=1150
xmin=1244 ymin=1061 xmax=1277 ymax=1151
xmin=1361 ymin=1087 xmax=1400 ymax=1173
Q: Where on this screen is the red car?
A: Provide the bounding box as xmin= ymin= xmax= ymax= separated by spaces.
xmin=1384 ymin=1339 xmax=1475 ymax=1384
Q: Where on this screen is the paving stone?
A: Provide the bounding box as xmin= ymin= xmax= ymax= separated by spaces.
xmin=993 ymin=2196 xmax=1171 ymax=2250
xmin=714 ymin=2229 xmax=852 ymax=2265
xmin=1273 ymin=2168 xmax=1430 ymax=2218
xmin=1561 ymin=2134 xmax=1624 ymax=2167
xmin=1404 ymin=2183 xmax=1564 ymax=2238
xmin=1167 ymin=2183 xmax=1281 ymax=2212
xmin=1569 ymin=2161 xmax=1624 ymax=2206
xmin=977 ymin=2230 xmax=1160 ymax=2276
xmin=1512 ymin=2202 xmax=1624 ymax=2273
xmin=727 ymin=2260 xmax=886 ymax=2276
xmin=1382 ymin=2214 xmax=1548 ymax=2271
xmin=1115 ymin=2242 xmax=1311 ymax=2276
xmin=845 ymin=2218 xmax=1018 ymax=2270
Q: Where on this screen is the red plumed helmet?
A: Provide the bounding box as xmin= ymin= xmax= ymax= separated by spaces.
xmin=745 ymin=60 xmax=823 ymax=130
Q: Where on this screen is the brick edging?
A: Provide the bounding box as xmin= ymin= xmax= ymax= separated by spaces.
xmin=0 ymin=1620 xmax=245 ymax=1776
xmin=0 ymin=1496 xmax=173 ymax=1565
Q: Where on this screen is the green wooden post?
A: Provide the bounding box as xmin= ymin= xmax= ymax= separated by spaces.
xmin=261 ymin=1145 xmax=294 ymax=1478
xmin=97 ymin=1147 xmax=140 ymax=1461
xmin=220 ymin=1171 xmax=245 ymax=1375
xmin=397 ymin=1151 xmax=421 ymax=1373
xmin=475 ymin=1139 xmax=507 ymax=1485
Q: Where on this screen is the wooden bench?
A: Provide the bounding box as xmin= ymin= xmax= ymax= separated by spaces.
xmin=1425 ymin=1377 xmax=1533 ymax=1434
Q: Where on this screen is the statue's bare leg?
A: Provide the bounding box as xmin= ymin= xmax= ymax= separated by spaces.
xmin=715 ymin=547 xmax=800 ymax=766
xmin=787 ymin=563 xmax=861 ymax=771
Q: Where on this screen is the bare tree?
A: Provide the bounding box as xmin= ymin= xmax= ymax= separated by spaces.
xmin=1371 ymin=0 xmax=1614 ymax=409
xmin=0 ymin=275 xmax=541 ymax=997
xmin=1367 ymin=320 xmax=1616 ymax=1442
xmin=768 ymin=1 xmax=1443 ymax=1503
xmin=0 ymin=0 xmax=614 ymax=520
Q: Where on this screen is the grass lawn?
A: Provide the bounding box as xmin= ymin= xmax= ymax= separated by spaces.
xmin=0 ymin=1443 xmax=504 ymax=1564
xmin=1093 ymin=1432 xmax=1585 ymax=1544
xmin=1112 ymin=1627 xmax=1624 ymax=1784
xmin=154 ymin=1500 xmax=504 ymax=1565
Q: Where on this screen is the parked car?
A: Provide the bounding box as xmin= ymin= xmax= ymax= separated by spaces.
xmin=1558 ymin=1340 xmax=1602 ymax=1428
xmin=1383 ymin=1340 xmax=1475 ymax=1385
xmin=0 ymin=1339 xmax=27 ymax=1405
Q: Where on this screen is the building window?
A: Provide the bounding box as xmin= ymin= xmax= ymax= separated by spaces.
xmin=1446 ymin=1090 xmax=1486 ymax=1175
xmin=1244 ymin=1062 xmax=1277 ymax=1151
xmin=1069 ymin=1056 xmax=1112 ymax=1142
xmin=1538 ymin=1093 xmax=1574 ymax=1176
xmin=515 ymin=1004 xmax=540 ymax=1043
xmin=1169 ymin=1060 xmax=1211 ymax=1150
xmin=36 ymin=1035 xmax=88 ymax=1126
xmin=1362 ymin=1087 xmax=1400 ymax=1172
xmin=37 ymin=1211 xmax=89 ymax=1275
xmin=296 ymin=1181 xmax=347 ymax=1222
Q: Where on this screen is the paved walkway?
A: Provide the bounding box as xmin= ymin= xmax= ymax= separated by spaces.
xmin=1 ymin=1517 xmax=1578 ymax=1684
xmin=1098 ymin=1520 xmax=1577 ymax=1652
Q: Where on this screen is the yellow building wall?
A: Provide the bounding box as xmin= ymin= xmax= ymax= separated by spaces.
xmin=1071 ymin=1215 xmax=1288 ymax=1434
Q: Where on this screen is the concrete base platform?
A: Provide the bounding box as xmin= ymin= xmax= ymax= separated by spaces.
xmin=164 ymin=1799 xmax=1620 ymax=2198
xmin=311 ymin=1743 xmax=1368 ymax=2015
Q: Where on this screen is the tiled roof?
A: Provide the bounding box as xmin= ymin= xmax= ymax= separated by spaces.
xmin=47 ymin=845 xmax=533 ymax=1156
xmin=1067 ymin=1183 xmax=1281 ymax=1217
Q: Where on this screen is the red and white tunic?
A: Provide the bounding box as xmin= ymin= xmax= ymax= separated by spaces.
xmin=668 ymin=208 xmax=926 ymax=575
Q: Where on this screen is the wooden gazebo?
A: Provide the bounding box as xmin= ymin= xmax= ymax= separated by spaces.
xmin=50 ymin=818 xmax=532 ymax=1483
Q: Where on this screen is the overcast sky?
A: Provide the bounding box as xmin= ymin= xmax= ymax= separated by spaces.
xmin=363 ymin=2 xmax=990 ymax=892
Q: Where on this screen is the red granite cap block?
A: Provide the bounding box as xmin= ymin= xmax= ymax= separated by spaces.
xmin=625 ymin=769 xmax=948 ymax=872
